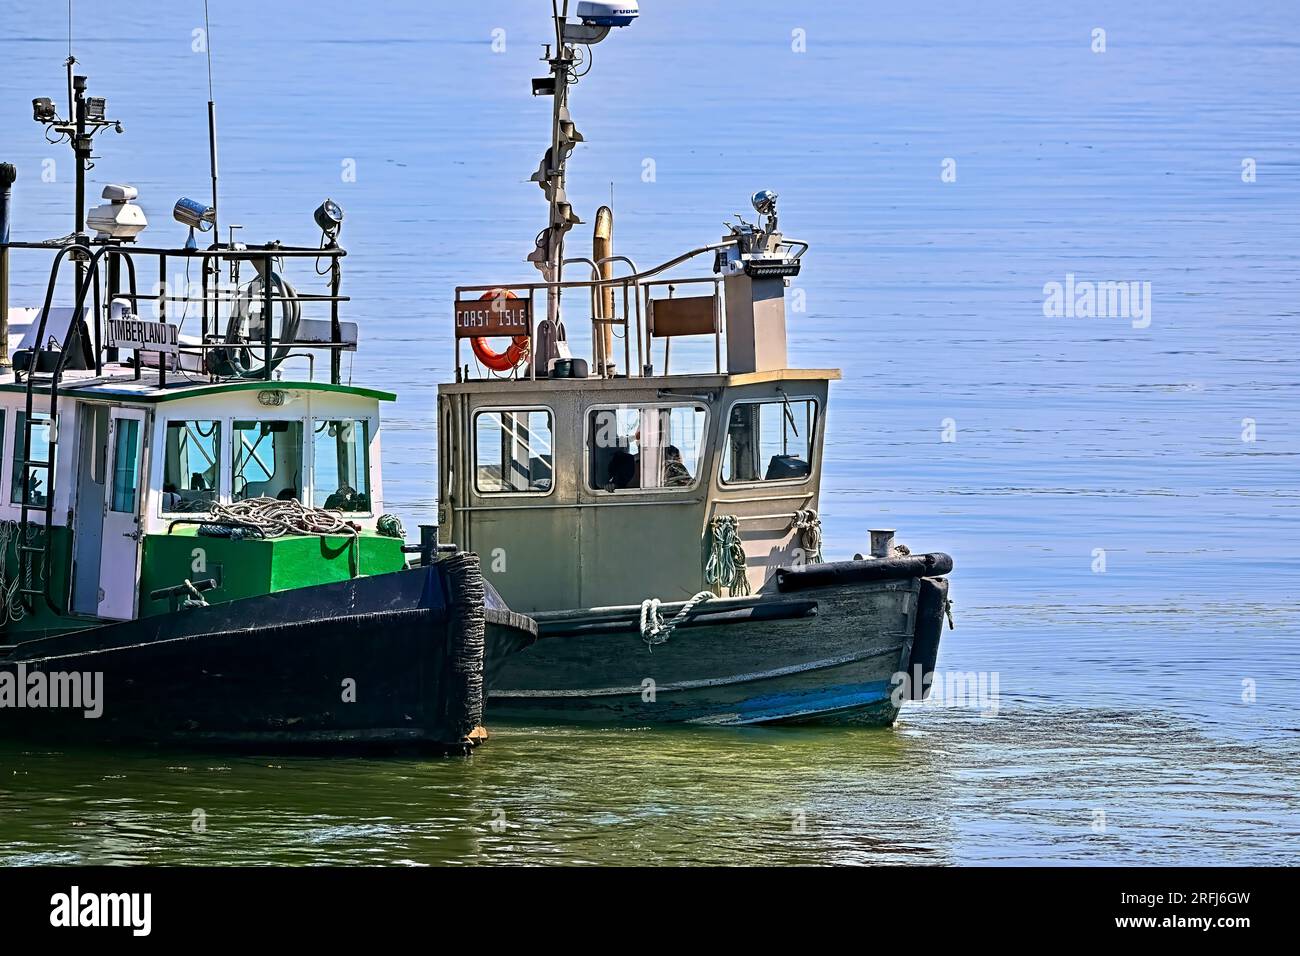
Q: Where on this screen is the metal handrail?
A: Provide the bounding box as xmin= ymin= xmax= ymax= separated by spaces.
xmin=453 ymin=242 xmax=734 ymax=299
xmin=455 ymin=243 xmax=742 ymax=380
xmin=5 ymin=238 xmax=352 ymax=386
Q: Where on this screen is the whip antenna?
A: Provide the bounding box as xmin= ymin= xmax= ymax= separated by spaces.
xmin=204 ymin=0 xmax=219 ymax=237
xmin=203 ymin=0 xmax=221 ymax=305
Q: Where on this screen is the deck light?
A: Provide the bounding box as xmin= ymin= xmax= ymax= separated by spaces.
xmin=751 ymin=189 xmax=778 ymax=217
xmin=173 ymin=197 xmax=216 ymax=249
xmin=313 ymin=198 xmax=344 ymax=239
xmin=84 ymin=96 xmax=107 ymax=123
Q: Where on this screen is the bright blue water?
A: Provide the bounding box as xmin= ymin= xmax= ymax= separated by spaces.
xmin=1 ymin=1 xmax=1297 ymax=865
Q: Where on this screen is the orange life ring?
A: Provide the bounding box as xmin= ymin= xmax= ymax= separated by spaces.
xmin=471 ymin=289 xmax=530 ymax=372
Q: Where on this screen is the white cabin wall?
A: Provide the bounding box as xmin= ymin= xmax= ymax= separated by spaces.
xmin=0 ymin=392 xmax=89 ymax=527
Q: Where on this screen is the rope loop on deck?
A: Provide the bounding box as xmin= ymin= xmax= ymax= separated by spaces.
xmin=180 ymin=579 xmax=210 ymax=609
xmin=639 ymin=590 xmax=715 ymax=649
xmin=200 ymin=497 xmax=357 ymax=539
xmin=704 ymin=514 xmax=750 ymax=597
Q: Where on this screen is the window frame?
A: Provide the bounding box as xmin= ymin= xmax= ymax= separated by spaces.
xmin=9 ymin=411 xmax=58 ymax=508
xmin=310 ymin=416 xmax=375 ymax=515
xmin=109 ymin=414 xmax=144 ymax=515
xmin=231 ymin=417 xmax=306 ymax=504
xmin=584 ymin=401 xmax=711 ymax=496
xmin=471 ymin=405 xmax=557 ymax=498
xmin=158 ymin=418 xmax=224 ymax=517
xmin=717 ymin=395 xmax=819 ymax=489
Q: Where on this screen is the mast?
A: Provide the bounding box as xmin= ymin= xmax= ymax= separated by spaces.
xmin=527 ymin=0 xmax=637 ymax=368
xmin=0 ymin=163 xmax=15 ymax=368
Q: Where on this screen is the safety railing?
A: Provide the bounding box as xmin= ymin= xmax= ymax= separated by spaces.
xmin=2 ymin=238 xmax=351 ymax=386
xmin=452 ymin=241 xmax=739 ymax=382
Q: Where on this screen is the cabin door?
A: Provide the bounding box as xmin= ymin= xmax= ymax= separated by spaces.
xmin=97 ymin=408 xmax=147 ymax=620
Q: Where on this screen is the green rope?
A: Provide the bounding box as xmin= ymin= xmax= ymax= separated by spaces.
xmin=704 ymin=514 xmax=750 ymax=596
xmin=376 ymin=514 xmax=406 ymax=539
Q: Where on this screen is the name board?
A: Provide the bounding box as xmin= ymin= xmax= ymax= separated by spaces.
xmin=454 ymin=297 xmax=532 ymax=339
xmin=107 ymin=314 xmax=179 ymax=354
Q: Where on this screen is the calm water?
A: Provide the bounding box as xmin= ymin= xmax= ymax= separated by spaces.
xmin=1 ymin=1 xmax=1298 ymax=865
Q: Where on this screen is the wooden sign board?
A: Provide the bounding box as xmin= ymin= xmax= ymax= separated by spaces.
xmin=454 ymin=297 xmax=532 ymax=339
xmin=106 ymin=314 xmax=179 ymax=354
xmin=649 ymin=294 xmax=717 ymax=338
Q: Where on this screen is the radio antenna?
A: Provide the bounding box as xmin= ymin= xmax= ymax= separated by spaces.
xmin=204 ymin=0 xmax=219 ymax=241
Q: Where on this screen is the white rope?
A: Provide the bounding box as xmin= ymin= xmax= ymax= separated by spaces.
xmin=639 ymin=590 xmax=715 ymax=649
xmin=0 ymin=520 xmax=45 ymax=625
xmin=204 ymin=497 xmax=357 ymax=538
xmin=181 ymin=579 xmax=210 ymax=609
xmin=792 ymin=508 xmax=824 ymax=564
xmin=704 ymin=514 xmax=750 ymax=596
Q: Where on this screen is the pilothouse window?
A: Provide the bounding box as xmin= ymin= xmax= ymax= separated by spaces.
xmin=10 ymin=413 xmax=55 ymax=507
xmin=233 ymin=420 xmax=303 ymax=502
xmin=161 ymin=420 xmax=221 ymax=513
xmin=313 ymin=419 xmax=371 ymax=512
xmin=589 ymin=404 xmax=707 ymax=492
xmin=474 ymin=409 xmax=553 ymax=494
xmin=721 ymin=397 xmax=816 ymax=484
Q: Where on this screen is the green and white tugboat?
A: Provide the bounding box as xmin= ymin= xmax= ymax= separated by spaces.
xmin=0 ymin=63 xmax=535 ymax=751
xmin=441 ymin=2 xmax=955 ymax=726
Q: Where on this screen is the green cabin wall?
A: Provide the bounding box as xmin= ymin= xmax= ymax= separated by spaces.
xmin=0 ymin=526 xmax=85 ymax=637
xmin=137 ymin=530 xmax=406 ymax=617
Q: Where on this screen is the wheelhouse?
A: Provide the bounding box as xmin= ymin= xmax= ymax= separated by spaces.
xmin=0 ymin=377 xmax=397 ymax=633
xmin=439 ymin=200 xmax=837 ymax=613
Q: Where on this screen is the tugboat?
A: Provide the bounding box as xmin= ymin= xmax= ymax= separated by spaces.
xmin=0 ymin=61 xmax=535 ymax=751
xmin=440 ymin=2 xmax=954 ymax=726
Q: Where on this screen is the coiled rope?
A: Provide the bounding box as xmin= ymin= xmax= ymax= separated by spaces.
xmin=0 ymin=520 xmax=45 ymax=625
xmin=639 ymin=590 xmax=715 ymax=649
xmin=704 ymin=514 xmax=750 ymax=597
xmin=792 ymin=508 xmax=824 ymax=565
xmin=199 ymin=497 xmax=357 ymax=539
xmin=376 ymin=514 xmax=406 ymax=539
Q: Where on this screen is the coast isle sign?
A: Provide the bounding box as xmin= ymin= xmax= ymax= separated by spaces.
xmin=453 ymin=296 xmax=531 ymax=339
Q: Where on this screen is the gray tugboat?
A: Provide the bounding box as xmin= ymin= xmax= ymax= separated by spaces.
xmin=440 ymin=2 xmax=954 ymax=726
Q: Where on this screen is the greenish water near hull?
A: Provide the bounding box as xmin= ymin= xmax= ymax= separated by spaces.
xmin=2 ymin=706 xmax=1293 ymax=866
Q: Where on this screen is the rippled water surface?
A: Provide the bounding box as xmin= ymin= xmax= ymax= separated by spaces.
xmin=1 ymin=0 xmax=1298 ymax=865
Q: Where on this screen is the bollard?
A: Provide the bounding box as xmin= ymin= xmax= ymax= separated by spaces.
xmin=869 ymin=529 xmax=896 ymax=559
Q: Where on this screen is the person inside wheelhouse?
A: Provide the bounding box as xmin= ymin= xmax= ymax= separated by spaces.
xmin=591 ymin=405 xmax=704 ymax=493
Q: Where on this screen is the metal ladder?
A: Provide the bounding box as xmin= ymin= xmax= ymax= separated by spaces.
xmin=15 ymin=242 xmax=110 ymax=613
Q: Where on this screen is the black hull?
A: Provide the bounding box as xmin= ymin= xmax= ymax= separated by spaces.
xmin=486 ymin=555 xmax=952 ymax=727
xmin=0 ymin=554 xmax=537 ymax=754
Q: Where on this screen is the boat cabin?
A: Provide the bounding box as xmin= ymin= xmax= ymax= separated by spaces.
xmin=440 ymin=202 xmax=838 ymax=612
xmin=0 ymin=237 xmax=402 ymax=638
